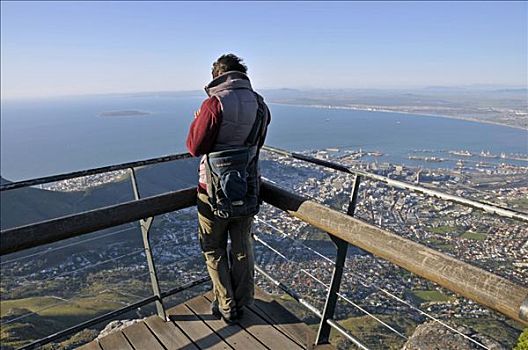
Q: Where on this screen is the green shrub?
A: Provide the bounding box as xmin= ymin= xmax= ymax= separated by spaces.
xmin=514 ymin=328 xmax=528 ymax=350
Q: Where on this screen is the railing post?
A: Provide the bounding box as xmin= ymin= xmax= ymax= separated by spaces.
xmin=129 ymin=168 xmax=167 ymax=320
xmin=316 ymin=174 xmax=362 ymax=345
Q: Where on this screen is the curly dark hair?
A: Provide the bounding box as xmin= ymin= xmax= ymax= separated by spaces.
xmin=212 ymin=53 xmax=248 ymax=78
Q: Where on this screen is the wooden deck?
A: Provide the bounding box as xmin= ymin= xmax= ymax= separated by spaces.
xmin=78 ymin=289 xmax=334 ymax=350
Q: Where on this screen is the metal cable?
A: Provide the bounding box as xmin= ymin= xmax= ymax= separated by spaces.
xmin=2 ymin=252 xmax=203 ymax=326
xmin=253 ymin=234 xmax=290 ymax=261
xmin=15 ymin=248 xmax=145 ymax=285
xmin=327 ymin=318 xmax=370 ymax=350
xmin=255 ymin=217 xmax=490 ymax=349
xmin=254 ymin=245 xmax=371 ymax=350
xmin=2 ymin=289 xmax=115 ymax=325
xmin=366 ymin=281 xmax=489 ymax=350
xmin=254 ymin=217 xmax=335 ymax=265
xmin=255 ymin=230 xmax=408 ymax=340
xmin=7 ymin=224 xmax=198 ymax=284
xmin=301 ymin=269 xmax=408 ymax=339
xmin=125 ymin=252 xmax=203 ymax=280
xmin=262 ymin=145 xmax=528 ymax=222
xmin=0 ymin=225 xmax=137 ymax=266
xmin=261 ymin=175 xmax=329 ymax=204
xmin=0 ymin=152 xmax=193 ymax=192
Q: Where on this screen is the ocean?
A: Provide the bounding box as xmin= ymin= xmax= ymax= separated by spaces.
xmin=1 ymin=93 xmax=527 ymax=181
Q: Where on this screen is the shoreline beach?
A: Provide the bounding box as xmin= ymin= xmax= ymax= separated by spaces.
xmin=269 ymin=102 xmax=528 ymax=132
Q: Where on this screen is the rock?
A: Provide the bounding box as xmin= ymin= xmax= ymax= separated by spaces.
xmin=97 ymin=319 xmax=145 ymax=339
xmin=402 ymin=321 xmax=505 ymax=350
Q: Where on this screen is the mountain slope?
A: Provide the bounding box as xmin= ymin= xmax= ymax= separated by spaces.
xmin=0 ymin=157 xmax=200 ymax=230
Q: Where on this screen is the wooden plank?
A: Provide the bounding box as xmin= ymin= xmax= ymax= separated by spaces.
xmin=76 ymin=340 xmax=103 ymax=350
xmin=203 ymin=294 xmax=303 ymax=349
xmin=121 ymin=322 xmax=164 ymax=350
xmin=167 ymin=302 xmax=231 ymax=350
xmin=251 ymin=290 xmax=335 ymax=350
xmin=251 ymin=288 xmax=320 ymax=348
xmin=185 ymin=295 xmax=267 ymax=350
xmin=98 ymin=331 xmax=134 ymax=350
xmin=145 ymin=315 xmax=199 ymax=350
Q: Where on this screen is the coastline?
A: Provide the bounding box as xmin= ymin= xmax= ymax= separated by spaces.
xmin=268 ymin=102 xmax=528 ymax=132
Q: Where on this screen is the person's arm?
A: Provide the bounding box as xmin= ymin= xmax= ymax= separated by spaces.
xmin=186 ymin=97 xmax=222 ymax=156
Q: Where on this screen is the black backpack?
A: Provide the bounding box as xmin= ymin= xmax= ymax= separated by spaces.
xmin=204 ymin=94 xmax=267 ymax=219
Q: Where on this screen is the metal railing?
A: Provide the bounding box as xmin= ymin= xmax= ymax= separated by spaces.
xmin=1 ymin=146 xmax=527 ymax=350
xmin=1 ymin=152 xmax=201 ymax=350
xmin=260 ymin=145 xmax=527 ymax=346
xmin=262 ymin=145 xmax=528 ymax=223
xmin=0 ymin=153 xmax=194 ymax=192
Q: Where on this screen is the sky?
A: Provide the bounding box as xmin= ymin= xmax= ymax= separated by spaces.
xmin=1 ymin=1 xmax=527 ymax=99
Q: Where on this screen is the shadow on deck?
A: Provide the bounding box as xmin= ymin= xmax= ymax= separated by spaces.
xmin=78 ymin=289 xmax=334 ymax=350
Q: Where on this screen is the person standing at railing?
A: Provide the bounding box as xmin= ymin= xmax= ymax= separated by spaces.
xmin=186 ymin=53 xmax=271 ymax=323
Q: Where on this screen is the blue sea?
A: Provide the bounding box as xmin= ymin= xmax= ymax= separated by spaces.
xmin=1 ymin=94 xmax=527 ymax=181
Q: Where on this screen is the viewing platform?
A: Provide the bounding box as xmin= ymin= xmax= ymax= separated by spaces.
xmin=1 ymin=145 xmax=527 ymax=349
xmin=80 ymin=289 xmax=332 ymax=350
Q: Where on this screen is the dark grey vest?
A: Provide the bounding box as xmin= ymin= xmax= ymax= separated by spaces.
xmin=205 ymin=71 xmax=259 ymax=150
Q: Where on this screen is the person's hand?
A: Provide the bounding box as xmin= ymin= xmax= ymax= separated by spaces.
xmin=194 ymin=109 xmax=201 ymax=119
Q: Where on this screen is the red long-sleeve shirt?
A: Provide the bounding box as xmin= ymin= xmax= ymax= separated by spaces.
xmin=186 ymin=97 xmax=222 ymax=157
xmin=186 ymin=97 xmax=222 ymax=193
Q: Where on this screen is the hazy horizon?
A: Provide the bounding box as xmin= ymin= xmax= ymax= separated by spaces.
xmin=1 ymin=1 xmax=526 ymax=99
xmin=2 ymin=84 xmax=527 ymax=102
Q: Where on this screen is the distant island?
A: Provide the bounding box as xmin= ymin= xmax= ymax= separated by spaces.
xmin=99 ymin=110 xmax=151 ymax=117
